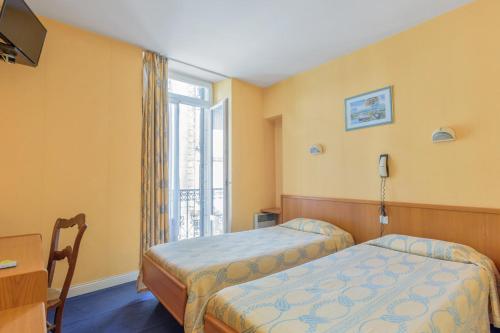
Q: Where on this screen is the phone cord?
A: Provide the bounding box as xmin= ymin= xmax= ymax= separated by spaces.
xmin=379 ymin=177 xmax=387 ymax=237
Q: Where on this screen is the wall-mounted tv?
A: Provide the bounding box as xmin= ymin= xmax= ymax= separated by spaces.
xmin=0 ymin=0 xmax=47 ymax=67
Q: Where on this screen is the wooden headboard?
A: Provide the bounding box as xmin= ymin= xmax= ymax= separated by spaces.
xmin=281 ymin=194 xmax=500 ymax=268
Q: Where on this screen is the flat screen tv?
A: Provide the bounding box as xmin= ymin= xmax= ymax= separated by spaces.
xmin=0 ymin=0 xmax=47 ymax=67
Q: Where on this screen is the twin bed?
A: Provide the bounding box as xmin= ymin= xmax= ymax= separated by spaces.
xmin=205 ymin=235 xmax=500 ymax=333
xmin=142 ymin=218 xmax=354 ymax=333
xmin=141 ymin=199 xmax=500 ymax=333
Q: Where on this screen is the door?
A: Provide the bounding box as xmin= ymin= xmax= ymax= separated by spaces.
xmin=204 ymin=99 xmax=229 ymax=236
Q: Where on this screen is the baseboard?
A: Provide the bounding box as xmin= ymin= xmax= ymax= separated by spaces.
xmin=67 ymin=271 xmax=139 ymax=298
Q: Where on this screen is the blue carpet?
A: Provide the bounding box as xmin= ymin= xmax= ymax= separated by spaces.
xmin=51 ymin=281 xmax=182 ymax=333
xmin=56 ymin=281 xmax=500 ymax=332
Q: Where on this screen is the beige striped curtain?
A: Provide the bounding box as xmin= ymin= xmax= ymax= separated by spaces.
xmin=137 ymin=51 xmax=169 ymax=291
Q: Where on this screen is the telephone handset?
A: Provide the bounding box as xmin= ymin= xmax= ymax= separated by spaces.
xmin=379 ymin=154 xmax=389 ymax=178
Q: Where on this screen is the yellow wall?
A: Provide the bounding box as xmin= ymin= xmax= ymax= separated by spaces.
xmin=263 ymin=0 xmax=500 ymax=209
xmin=0 ymin=15 xmax=275 ymax=288
xmin=0 ymin=18 xmax=142 ymax=286
xmin=214 ymin=79 xmax=276 ymax=231
xmin=214 ymin=79 xmax=231 ymax=105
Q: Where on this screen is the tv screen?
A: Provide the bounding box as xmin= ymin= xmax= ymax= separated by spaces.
xmin=0 ymin=0 xmax=47 ymax=66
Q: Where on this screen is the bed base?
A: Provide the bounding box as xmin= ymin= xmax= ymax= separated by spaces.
xmin=204 ymin=314 xmax=238 ymax=333
xmin=142 ymin=254 xmax=188 ymax=325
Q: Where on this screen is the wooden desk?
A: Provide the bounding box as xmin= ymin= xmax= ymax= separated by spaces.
xmin=0 ymin=303 xmax=47 ymax=333
xmin=0 ymin=234 xmax=47 ymax=310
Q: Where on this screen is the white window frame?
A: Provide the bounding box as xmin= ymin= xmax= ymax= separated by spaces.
xmin=168 ymin=72 xmax=230 ymax=239
xmin=169 ymin=71 xmax=213 ymax=107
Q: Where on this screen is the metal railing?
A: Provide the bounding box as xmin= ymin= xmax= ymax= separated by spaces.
xmin=177 ymin=188 xmax=224 ymax=240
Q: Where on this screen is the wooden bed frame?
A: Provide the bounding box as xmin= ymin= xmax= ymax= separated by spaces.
xmin=141 ymin=193 xmax=350 ymax=326
xmin=142 ymin=255 xmax=187 ymax=325
xmin=202 ymin=194 xmax=500 ymax=333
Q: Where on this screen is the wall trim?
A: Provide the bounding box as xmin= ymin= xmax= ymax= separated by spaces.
xmin=282 ymin=194 xmax=500 ymax=215
xmin=67 ymin=271 xmax=138 ymax=298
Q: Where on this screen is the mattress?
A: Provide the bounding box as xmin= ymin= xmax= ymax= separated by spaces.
xmin=207 ymin=235 xmax=500 ymax=333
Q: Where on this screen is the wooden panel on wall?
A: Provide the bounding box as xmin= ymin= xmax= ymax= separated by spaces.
xmin=282 ymin=195 xmax=500 ymax=269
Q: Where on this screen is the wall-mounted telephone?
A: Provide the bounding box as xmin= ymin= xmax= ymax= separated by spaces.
xmin=379 ymin=154 xmax=389 ymax=178
xmin=379 ymin=154 xmax=389 ymax=235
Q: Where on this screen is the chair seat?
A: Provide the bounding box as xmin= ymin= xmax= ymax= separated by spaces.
xmin=47 ymin=287 xmax=61 ymax=308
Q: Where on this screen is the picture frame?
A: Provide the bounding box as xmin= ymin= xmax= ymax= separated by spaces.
xmin=345 ymin=86 xmax=393 ymax=131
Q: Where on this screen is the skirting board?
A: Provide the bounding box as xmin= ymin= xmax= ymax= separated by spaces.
xmin=67 ymin=271 xmax=138 ymax=298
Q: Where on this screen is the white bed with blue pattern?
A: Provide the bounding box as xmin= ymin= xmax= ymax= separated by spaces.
xmin=146 ymin=218 xmax=354 ymax=333
xmin=206 ymin=235 xmax=500 ymax=333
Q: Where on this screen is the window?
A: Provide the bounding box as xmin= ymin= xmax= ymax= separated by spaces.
xmin=168 ymin=73 xmax=229 ymax=241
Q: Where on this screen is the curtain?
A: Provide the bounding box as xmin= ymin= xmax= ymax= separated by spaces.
xmin=137 ymin=51 xmax=169 ymax=291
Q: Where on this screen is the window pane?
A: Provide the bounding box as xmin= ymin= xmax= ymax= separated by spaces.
xmin=211 ymin=104 xmax=225 ymax=236
xmin=179 ymin=104 xmax=201 ymax=190
xmin=168 ymin=78 xmax=208 ymax=100
xmin=178 ymin=103 xmax=202 ymax=240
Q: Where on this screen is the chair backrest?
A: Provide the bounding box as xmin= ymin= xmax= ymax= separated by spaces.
xmin=47 ymin=213 xmax=87 ymax=301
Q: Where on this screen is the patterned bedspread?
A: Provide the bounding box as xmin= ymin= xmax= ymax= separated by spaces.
xmin=207 ymin=235 xmax=500 ymax=333
xmin=145 ymin=219 xmax=354 ymax=333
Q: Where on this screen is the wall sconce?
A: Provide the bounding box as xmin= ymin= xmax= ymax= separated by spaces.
xmin=432 ymin=127 xmax=456 ymax=143
xmin=309 ymin=144 xmax=324 ymax=155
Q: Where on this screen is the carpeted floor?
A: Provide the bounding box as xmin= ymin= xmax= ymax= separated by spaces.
xmin=51 ymin=281 xmax=182 ymax=333
xmin=57 ymin=281 xmax=500 ymax=333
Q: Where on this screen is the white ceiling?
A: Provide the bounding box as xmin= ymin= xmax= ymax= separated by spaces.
xmin=28 ymin=0 xmax=472 ymax=86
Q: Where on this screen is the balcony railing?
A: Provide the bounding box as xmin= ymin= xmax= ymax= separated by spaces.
xmin=177 ymin=188 xmax=224 ymax=240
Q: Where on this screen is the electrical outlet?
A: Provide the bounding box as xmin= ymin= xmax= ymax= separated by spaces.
xmin=379 ymin=215 xmax=389 ymax=225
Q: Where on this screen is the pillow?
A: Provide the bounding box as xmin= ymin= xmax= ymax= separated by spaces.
xmin=279 ymin=218 xmax=347 ymax=237
xmin=368 ymin=234 xmax=487 ymax=264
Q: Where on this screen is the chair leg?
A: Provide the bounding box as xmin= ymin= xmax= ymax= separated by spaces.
xmin=54 ymin=304 xmax=65 ymax=333
xmin=46 ymin=308 xmax=55 ymax=332
xmin=47 ymin=322 xmax=55 ymax=333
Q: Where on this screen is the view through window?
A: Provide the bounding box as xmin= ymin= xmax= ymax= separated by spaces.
xmin=168 ymin=75 xmax=228 ymax=241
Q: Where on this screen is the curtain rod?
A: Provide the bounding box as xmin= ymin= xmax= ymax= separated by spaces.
xmin=167 ymin=57 xmax=230 ymax=79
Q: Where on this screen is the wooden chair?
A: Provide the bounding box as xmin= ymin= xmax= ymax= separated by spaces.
xmin=46 ymin=213 xmax=87 ymax=333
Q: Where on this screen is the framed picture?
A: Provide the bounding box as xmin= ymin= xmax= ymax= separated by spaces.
xmin=345 ymin=86 xmax=393 ymax=131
